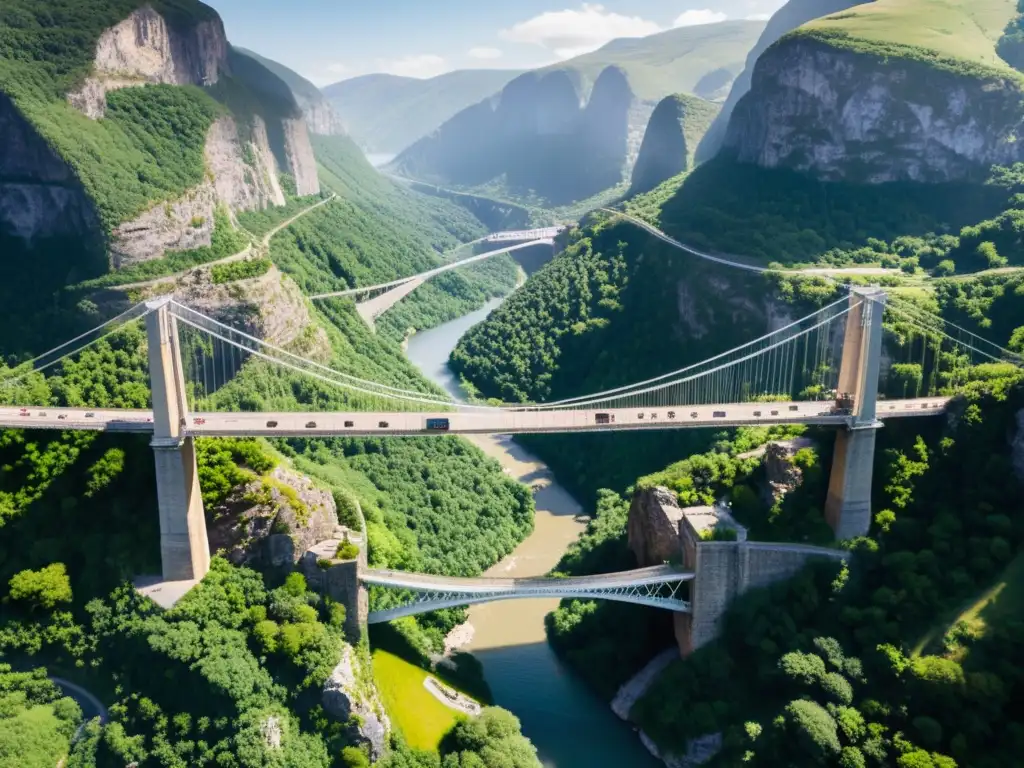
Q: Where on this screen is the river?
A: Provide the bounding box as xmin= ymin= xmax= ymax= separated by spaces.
xmin=405 ymin=300 xmax=660 ymax=768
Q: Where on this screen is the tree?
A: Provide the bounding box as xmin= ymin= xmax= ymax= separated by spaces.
xmin=779 ymin=651 xmax=826 ymax=686
xmin=1009 ymin=326 xmax=1024 ymax=353
xmin=932 ymin=260 xmax=955 ymax=277
xmin=783 ymin=699 xmax=841 ymax=762
xmin=8 ymin=563 xmax=73 ymax=610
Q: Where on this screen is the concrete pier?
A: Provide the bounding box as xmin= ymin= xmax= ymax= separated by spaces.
xmin=146 ymin=300 xmax=210 ymax=583
xmin=824 ymin=288 xmax=886 ymax=540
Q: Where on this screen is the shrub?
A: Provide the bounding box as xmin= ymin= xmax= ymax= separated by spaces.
xmin=8 ymin=563 xmax=72 ymax=610
xmin=932 ymin=259 xmax=955 ymax=276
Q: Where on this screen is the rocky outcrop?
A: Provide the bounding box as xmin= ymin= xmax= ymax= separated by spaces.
xmin=110 ymin=182 xmax=217 ymax=268
xmin=394 ymin=65 xmax=651 ymax=205
xmin=639 ymin=731 xmax=722 ymax=768
xmin=0 ymin=95 xmax=100 ymax=243
xmin=282 ymin=118 xmax=320 ymax=196
xmin=723 ymin=36 xmax=1024 ymax=183
xmin=763 ymin=440 xmax=807 ymax=502
xmin=611 ymin=648 xmax=678 ymax=720
xmin=206 ymin=116 xmax=287 ymax=212
xmin=697 ymin=0 xmax=863 ymax=163
xmin=631 ymin=94 xmax=721 ymax=194
xmin=207 ymin=465 xmax=338 ymax=566
xmin=322 ymin=646 xmax=391 ymax=761
xmin=301 ymin=101 xmax=347 ymax=137
xmin=68 ymin=5 xmax=229 ymax=118
xmin=1011 ymin=408 xmax=1024 ymax=484
xmin=628 ymin=486 xmax=686 ymax=567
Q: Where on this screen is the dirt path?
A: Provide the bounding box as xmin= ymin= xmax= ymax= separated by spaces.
xmin=113 ymin=194 xmax=337 ymax=292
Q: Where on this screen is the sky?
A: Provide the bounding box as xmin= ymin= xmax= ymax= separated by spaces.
xmin=205 ymin=1 xmax=786 ymax=86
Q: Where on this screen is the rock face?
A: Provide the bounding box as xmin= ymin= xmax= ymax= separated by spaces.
xmin=206 ymin=116 xmax=287 ymax=213
xmin=132 ymin=262 xmax=331 ymax=355
xmin=68 ymin=5 xmax=229 ymax=118
xmin=0 ymin=95 xmax=100 ymax=243
xmin=631 ymin=94 xmax=721 ymax=194
xmin=394 ymin=65 xmax=654 ymax=205
xmin=322 ymin=646 xmax=391 ymax=761
xmin=206 ymin=464 xmax=339 ymax=567
xmin=697 ymin=0 xmax=863 ymax=163
xmin=1011 ymin=408 xmax=1024 ymax=484
xmin=111 ymin=183 xmax=217 ymax=269
xmin=763 ymin=440 xmax=807 ymax=502
xmin=282 ymin=118 xmax=320 ymax=196
xmin=628 ymin=486 xmax=686 ymax=567
xmin=723 ymin=36 xmax=1024 ymax=183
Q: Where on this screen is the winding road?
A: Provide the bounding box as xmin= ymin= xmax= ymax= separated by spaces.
xmin=602 ymin=208 xmax=898 ymax=278
xmin=50 ymin=676 xmax=108 ymax=724
xmin=113 ymin=193 xmax=337 ymax=292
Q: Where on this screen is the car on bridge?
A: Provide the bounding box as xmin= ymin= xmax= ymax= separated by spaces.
xmin=193 ymin=417 xmax=206 ymax=426
xmin=426 ymin=418 xmax=450 ymax=431
xmin=595 ymin=413 xmax=614 ymax=425
xmin=713 ymin=411 xmax=726 ymax=418
xmin=379 ymin=421 xmax=390 ymax=428
xmin=305 ymin=421 xmax=317 ymax=429
xmin=266 ymin=421 xmax=278 ymax=428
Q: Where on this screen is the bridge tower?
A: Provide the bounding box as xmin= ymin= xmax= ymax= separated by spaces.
xmin=825 ymin=286 xmax=887 ymax=540
xmin=146 ymin=298 xmax=210 ymax=583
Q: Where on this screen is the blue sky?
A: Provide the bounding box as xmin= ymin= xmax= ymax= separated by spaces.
xmin=206 ymin=1 xmax=786 ymax=86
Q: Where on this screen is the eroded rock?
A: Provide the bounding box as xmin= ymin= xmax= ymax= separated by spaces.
xmin=628 ymin=486 xmax=685 ymax=567
xmin=322 ymin=646 xmax=390 ymax=761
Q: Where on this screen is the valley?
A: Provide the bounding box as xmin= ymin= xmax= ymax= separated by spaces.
xmin=2 ymin=1 xmax=1024 ymax=768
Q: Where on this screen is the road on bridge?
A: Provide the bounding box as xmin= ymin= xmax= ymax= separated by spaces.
xmin=0 ymin=398 xmax=951 ymax=437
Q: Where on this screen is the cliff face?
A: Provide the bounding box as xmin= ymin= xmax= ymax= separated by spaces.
xmin=696 ymin=0 xmax=863 ymax=163
xmin=722 ymin=37 xmax=1024 ymax=183
xmin=68 ymin=4 xmax=229 ymax=118
xmin=7 ymin=4 xmax=321 ymax=264
xmin=631 ymin=94 xmax=721 ymax=194
xmin=0 ymin=95 xmax=99 ymax=243
xmin=393 ymin=65 xmax=652 ymax=205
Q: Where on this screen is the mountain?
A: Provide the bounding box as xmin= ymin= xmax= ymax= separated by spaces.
xmin=322 ymin=69 xmax=523 ymax=154
xmin=233 ymin=46 xmax=346 ymax=135
xmin=630 ymin=94 xmax=720 ymax=194
xmin=695 ymin=0 xmax=866 ymax=164
xmin=722 ymin=0 xmax=1024 ymax=182
xmin=390 ymin=20 xmax=766 ymax=208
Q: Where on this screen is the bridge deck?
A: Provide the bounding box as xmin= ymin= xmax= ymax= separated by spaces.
xmin=0 ymin=398 xmax=950 ymax=436
xmin=362 ymin=563 xmax=693 ymax=591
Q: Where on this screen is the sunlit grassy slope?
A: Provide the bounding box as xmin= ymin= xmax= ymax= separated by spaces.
xmin=799 ymin=0 xmax=1020 ymax=79
xmin=372 ymin=649 xmax=475 ymax=750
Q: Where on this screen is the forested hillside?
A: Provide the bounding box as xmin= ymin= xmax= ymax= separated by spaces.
xmin=0 ymin=1 xmax=541 ymax=766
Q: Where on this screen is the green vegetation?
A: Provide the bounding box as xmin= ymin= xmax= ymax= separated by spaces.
xmin=545 ymin=373 xmax=1024 ymax=767
xmin=371 ymin=650 xmax=470 ymax=750
xmin=535 ymin=20 xmax=766 ymax=102
xmin=623 ymin=158 xmax=1017 ymax=268
xmin=210 ymin=258 xmax=273 ymax=285
xmin=0 ymin=665 xmax=82 ymax=768
xmin=74 ymin=207 xmax=249 ymax=290
xmin=631 ymin=93 xmax=720 ymax=195
xmin=798 ymin=0 xmax=1021 ymax=82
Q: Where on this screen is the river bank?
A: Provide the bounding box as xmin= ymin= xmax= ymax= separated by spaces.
xmin=405 ymin=301 xmax=661 ymax=768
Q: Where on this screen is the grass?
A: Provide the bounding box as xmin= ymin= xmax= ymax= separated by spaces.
xmin=798 ymin=0 xmax=1022 ymax=83
xmin=0 ymin=704 xmax=72 ymax=768
xmin=912 ymin=551 xmax=1024 ymax=657
xmin=371 ymin=649 xmax=472 ymax=750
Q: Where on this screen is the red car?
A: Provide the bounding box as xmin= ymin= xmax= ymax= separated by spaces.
xmin=193 ymin=417 xmax=207 ymax=426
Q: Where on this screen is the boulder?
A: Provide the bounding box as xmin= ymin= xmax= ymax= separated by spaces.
xmin=763 ymin=440 xmax=807 ymax=502
xmin=628 ymin=486 xmax=685 ymax=566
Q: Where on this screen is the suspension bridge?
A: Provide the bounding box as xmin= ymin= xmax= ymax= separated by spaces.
xmin=0 ymin=281 xmax=1018 ymax=602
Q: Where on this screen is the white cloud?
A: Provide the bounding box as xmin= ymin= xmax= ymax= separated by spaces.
xmin=468 ymin=47 xmax=503 ymax=60
xmin=673 ymin=9 xmax=728 ymax=27
xmin=745 ymin=13 xmax=773 ymax=21
xmin=377 ymin=54 xmax=450 ymax=79
xmin=500 ymin=3 xmax=662 ymax=60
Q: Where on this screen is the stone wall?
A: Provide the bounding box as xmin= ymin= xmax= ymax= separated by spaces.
xmin=678 ymin=509 xmax=850 ymax=655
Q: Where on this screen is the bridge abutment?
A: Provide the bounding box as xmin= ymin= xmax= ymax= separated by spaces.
xmin=678 ymin=510 xmax=850 ymax=656
xmin=824 ymin=287 xmax=886 ymax=541
xmin=146 ymin=299 xmax=211 ymax=583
